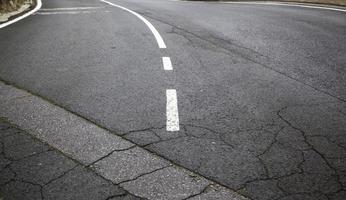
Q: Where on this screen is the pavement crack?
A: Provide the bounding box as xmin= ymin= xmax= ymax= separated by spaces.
xmin=104 ymin=194 xmax=127 ymax=200
xmin=44 ymin=164 xmax=78 ymax=186
xmin=308 ymin=135 xmax=346 ymax=151
xmin=296 ymin=151 xmax=307 ymax=173
xmin=118 ymin=165 xmax=171 ymax=185
xmin=20 ymin=179 xmax=44 ymax=200
xmin=87 ymin=146 xmax=137 ymax=167
xmin=183 ymin=184 xmax=213 ymax=200
xmin=256 ymin=127 xmax=285 ymax=157
xmin=123 ymin=125 xmax=166 ymax=136
xmin=183 ymin=123 xmax=224 ymax=135
xmin=104 ymin=192 xmax=148 ymax=200
xmin=238 ymin=171 xmax=302 ymax=191
xmin=257 ymin=156 xmax=270 ymax=179
xmin=277 ymin=106 xmax=345 ymax=191
xmin=0 ymin=137 xmax=53 ymax=162
xmin=142 ymin=135 xmax=188 ymax=148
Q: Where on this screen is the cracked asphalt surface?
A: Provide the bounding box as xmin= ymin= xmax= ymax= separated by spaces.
xmin=0 ymin=0 xmax=346 ymax=199
xmin=0 ymin=120 xmax=141 ymax=200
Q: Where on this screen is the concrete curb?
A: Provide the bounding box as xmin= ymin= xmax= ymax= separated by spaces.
xmin=0 ymin=0 xmax=42 ymax=29
xmin=0 ymin=80 xmax=248 ymax=200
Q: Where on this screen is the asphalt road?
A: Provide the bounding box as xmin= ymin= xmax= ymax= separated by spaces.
xmin=1 ymin=0 xmax=346 ymax=199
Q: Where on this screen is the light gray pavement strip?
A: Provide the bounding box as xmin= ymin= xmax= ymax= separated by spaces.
xmin=91 ymin=147 xmax=171 ymax=184
xmin=120 ymin=166 xmax=209 ymax=200
xmin=0 ymin=80 xmax=247 ymax=200
xmin=187 ymin=185 xmax=248 ymax=200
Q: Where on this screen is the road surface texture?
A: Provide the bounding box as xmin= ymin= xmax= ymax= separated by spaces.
xmin=0 ymin=0 xmax=346 ymax=199
xmin=0 ymin=119 xmax=141 ymax=200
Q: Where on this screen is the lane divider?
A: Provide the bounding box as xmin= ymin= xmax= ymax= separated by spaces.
xmin=100 ymin=0 xmax=179 ymax=131
xmin=100 ymin=0 xmax=167 ymax=48
xmin=162 ymin=57 xmax=173 ymax=71
xmin=166 ymin=89 xmax=180 ymax=131
xmin=0 ymin=0 xmax=42 ymax=29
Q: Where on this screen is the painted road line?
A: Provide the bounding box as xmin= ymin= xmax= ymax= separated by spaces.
xmin=100 ymin=0 xmax=167 ymax=49
xmin=40 ymin=7 xmax=104 ymax=11
xmin=162 ymin=57 xmax=173 ymax=71
xmin=171 ymin=0 xmax=346 ymax=12
xmin=166 ymin=89 xmax=179 ymax=131
xmin=222 ymin=1 xmax=346 ymax=12
xmin=34 ymin=11 xmax=109 ymax=15
xmin=0 ymin=0 xmax=42 ymax=29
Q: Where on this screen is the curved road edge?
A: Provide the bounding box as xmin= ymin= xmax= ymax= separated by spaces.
xmin=0 ymin=0 xmax=42 ymax=29
xmin=177 ymin=0 xmax=346 ymax=12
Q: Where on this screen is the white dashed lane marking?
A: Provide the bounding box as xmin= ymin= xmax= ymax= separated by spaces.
xmin=162 ymin=57 xmax=173 ymax=71
xmin=99 ymin=0 xmax=179 ymax=131
xmin=166 ymin=89 xmax=180 ymax=131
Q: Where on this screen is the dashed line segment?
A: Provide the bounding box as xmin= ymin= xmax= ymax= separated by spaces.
xmin=166 ymin=89 xmax=180 ymax=131
xmin=162 ymin=57 xmax=173 ymax=70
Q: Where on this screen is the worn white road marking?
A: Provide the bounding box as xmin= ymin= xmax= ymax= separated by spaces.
xmin=99 ymin=0 xmax=178 ymax=131
xmin=35 ymin=10 xmax=109 ymax=15
xmin=162 ymin=57 xmax=173 ymax=71
xmin=222 ymin=1 xmax=346 ymax=12
xmin=40 ymin=7 xmax=104 ymax=11
xmin=0 ymin=0 xmax=42 ymax=29
xmin=166 ymin=89 xmax=179 ymax=131
xmin=168 ymin=0 xmax=346 ymax=12
xmin=100 ymin=0 xmax=167 ymax=48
